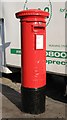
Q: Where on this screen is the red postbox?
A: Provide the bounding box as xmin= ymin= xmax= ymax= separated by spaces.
xmin=16 ymin=9 xmax=49 ymax=114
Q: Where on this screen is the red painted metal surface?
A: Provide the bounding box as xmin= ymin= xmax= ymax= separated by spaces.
xmin=16 ymin=9 xmax=49 ymax=88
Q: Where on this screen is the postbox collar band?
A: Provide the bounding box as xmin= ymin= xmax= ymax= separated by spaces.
xmin=16 ymin=9 xmax=49 ymax=18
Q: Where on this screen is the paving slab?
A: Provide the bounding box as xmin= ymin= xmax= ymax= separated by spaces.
xmin=0 ymin=75 xmax=67 ymax=119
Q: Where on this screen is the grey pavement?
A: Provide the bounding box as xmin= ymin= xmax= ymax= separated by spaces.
xmin=0 ymin=76 xmax=66 ymax=119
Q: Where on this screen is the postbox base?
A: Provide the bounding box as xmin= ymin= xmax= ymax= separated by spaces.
xmin=21 ymin=86 xmax=46 ymax=114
